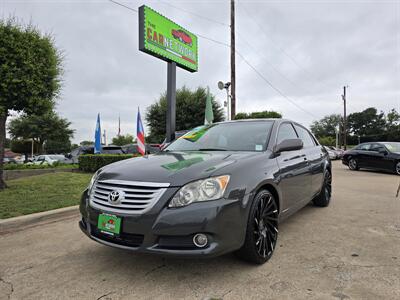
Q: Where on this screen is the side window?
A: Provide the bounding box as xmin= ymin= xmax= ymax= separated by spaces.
xmin=294 ymin=125 xmax=315 ymax=148
xmin=277 ymin=123 xmax=298 ymax=145
xmin=370 ymin=143 xmax=385 ymax=152
xmin=358 ymin=144 xmax=371 ymax=151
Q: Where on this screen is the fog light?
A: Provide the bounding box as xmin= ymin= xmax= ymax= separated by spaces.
xmin=193 ymin=233 xmax=208 ymax=248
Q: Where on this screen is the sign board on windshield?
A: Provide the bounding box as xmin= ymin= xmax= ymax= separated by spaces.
xmin=139 ymin=5 xmax=198 ymax=72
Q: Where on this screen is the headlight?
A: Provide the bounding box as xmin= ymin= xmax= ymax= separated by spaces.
xmin=88 ymin=169 xmax=102 ymax=192
xmin=168 ymin=175 xmax=230 ymax=208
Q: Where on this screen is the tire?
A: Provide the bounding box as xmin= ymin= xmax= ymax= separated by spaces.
xmin=236 ymin=189 xmax=279 ymax=264
xmin=395 ymin=162 xmax=400 ymax=175
xmin=313 ymin=170 xmax=332 ymax=207
xmin=348 ymin=157 xmax=359 ymax=171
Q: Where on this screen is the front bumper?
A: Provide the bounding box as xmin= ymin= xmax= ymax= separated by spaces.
xmin=79 ymin=190 xmax=249 ymax=257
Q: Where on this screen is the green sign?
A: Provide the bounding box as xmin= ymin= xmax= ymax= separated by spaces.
xmin=139 ymin=5 xmax=198 ymax=72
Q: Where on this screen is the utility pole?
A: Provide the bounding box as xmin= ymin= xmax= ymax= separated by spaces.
xmin=342 ymin=86 xmax=347 ymax=150
xmin=230 ymin=0 xmax=236 ymax=120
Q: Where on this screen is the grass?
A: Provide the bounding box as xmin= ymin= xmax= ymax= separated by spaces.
xmin=4 ymin=163 xmax=79 ymax=170
xmin=0 ymin=172 xmax=92 ymax=219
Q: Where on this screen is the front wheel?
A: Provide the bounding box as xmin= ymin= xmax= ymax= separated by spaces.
xmin=236 ymin=190 xmax=279 ymax=264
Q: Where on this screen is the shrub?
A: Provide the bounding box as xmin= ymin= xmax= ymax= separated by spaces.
xmin=78 ymin=154 xmax=138 ymax=172
xmin=318 ymin=136 xmax=336 ymax=146
xmin=4 ymin=163 xmax=78 ymax=170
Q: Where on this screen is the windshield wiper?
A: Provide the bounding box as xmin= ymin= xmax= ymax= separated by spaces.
xmin=197 ymin=148 xmax=228 ymax=151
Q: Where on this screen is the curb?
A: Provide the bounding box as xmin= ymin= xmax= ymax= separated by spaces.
xmin=0 ymin=205 xmax=80 ymax=235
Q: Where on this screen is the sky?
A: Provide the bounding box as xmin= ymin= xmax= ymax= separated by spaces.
xmin=2 ymin=0 xmax=399 ymax=144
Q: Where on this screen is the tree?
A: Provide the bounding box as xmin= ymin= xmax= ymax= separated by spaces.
xmin=0 ymin=18 xmax=62 ymax=189
xmin=146 ymin=86 xmax=225 ymax=142
xmin=80 ymin=141 xmax=94 ymax=146
xmin=347 ymin=107 xmax=386 ymax=139
xmin=10 ymin=139 xmax=36 ymax=162
xmin=8 ymin=112 xmax=74 ymax=154
xmin=310 ymin=114 xmax=342 ymax=138
xmin=112 ymin=134 xmax=134 ymax=146
xmin=386 ymin=109 xmax=400 ymax=141
xmin=234 ymin=110 xmax=282 ymax=120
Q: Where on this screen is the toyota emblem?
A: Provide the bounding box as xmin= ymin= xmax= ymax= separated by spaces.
xmin=108 ymin=190 xmax=123 ymax=204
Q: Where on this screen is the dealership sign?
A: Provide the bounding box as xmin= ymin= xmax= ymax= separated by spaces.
xmin=139 ymin=5 xmax=198 ymax=72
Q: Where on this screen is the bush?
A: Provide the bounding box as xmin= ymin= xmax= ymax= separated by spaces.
xmin=78 ymin=154 xmax=138 ymax=172
xmin=4 ymin=163 xmax=78 ymax=170
xmin=318 ymin=136 xmax=336 ymax=146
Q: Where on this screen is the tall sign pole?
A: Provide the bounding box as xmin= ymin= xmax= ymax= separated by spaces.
xmin=139 ymin=5 xmax=198 ymax=143
xmin=166 ymin=62 xmax=177 ymax=142
xmin=342 ymin=86 xmax=347 ymax=150
xmin=230 ymin=0 xmax=236 ymax=120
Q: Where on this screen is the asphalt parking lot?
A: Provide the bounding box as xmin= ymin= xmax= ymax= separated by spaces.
xmin=1 ymin=161 xmax=399 ymax=300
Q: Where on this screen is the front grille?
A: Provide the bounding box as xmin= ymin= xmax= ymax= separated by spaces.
xmin=157 ymin=235 xmax=203 ymax=250
xmin=90 ymin=225 xmax=144 ymax=247
xmin=89 ymin=179 xmax=169 ymax=215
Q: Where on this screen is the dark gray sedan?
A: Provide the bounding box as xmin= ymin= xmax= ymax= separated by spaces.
xmin=79 ymin=119 xmax=331 ymax=264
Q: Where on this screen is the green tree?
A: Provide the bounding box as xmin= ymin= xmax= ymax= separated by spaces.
xmin=234 ymin=110 xmax=282 ymax=120
xmin=8 ymin=112 xmax=74 ymax=154
xmin=80 ymin=141 xmax=94 ymax=146
xmin=386 ymin=109 xmax=400 ymax=141
xmin=146 ymin=86 xmax=224 ymax=142
xmin=0 ymin=18 xmax=62 ymax=189
xmin=10 ymin=139 xmax=36 ymax=162
xmin=112 ymin=134 xmax=134 ymax=146
xmin=310 ymin=114 xmax=342 ymax=138
xmin=347 ymin=107 xmax=386 ymax=138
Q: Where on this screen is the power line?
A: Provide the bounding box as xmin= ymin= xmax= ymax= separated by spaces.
xmin=108 ymin=0 xmax=138 ymax=13
xmin=236 ymin=50 xmax=318 ymax=119
xmin=157 ymin=0 xmax=229 ymax=27
xmin=108 ymin=0 xmax=317 ymax=119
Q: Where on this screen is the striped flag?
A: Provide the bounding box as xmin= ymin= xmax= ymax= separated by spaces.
xmin=136 ymin=108 xmax=146 ymax=156
xmin=94 ymin=113 xmax=102 ymax=154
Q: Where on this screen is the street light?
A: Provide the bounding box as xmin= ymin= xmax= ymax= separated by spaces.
xmin=218 ymin=81 xmax=231 ymax=121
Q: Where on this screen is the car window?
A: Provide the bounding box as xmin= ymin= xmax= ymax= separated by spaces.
xmin=294 ymin=125 xmax=315 ymax=148
xmin=277 ymin=123 xmax=298 ymax=145
xmin=370 ymin=143 xmax=386 ymax=152
xmin=357 ymin=143 xmax=371 ymax=151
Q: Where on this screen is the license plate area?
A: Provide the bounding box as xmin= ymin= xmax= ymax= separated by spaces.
xmin=97 ymin=213 xmax=121 ymax=235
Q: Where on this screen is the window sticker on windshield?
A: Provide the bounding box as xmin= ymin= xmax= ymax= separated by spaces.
xmin=255 ymin=144 xmax=263 ymax=151
xmin=182 ymin=125 xmax=210 ymax=142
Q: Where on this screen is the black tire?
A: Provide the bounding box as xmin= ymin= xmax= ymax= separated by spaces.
xmin=395 ymin=161 xmax=400 ymax=175
xmin=236 ymin=190 xmax=279 ymax=264
xmin=348 ymin=157 xmax=359 ymax=171
xmin=313 ymin=170 xmax=332 ymax=207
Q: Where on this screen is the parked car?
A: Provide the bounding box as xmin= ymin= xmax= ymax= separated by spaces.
xmin=342 ymin=142 xmax=400 ymax=175
xmin=323 ymin=146 xmax=337 ymax=160
xmin=31 ymin=154 xmax=70 ymax=165
xmin=328 ymin=146 xmax=344 ymax=159
xmin=79 ymin=119 xmax=331 ymax=264
xmin=69 ymin=145 xmax=125 ymax=163
xmin=3 ymin=157 xmax=18 ymax=164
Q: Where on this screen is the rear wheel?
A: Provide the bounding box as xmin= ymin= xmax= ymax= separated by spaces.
xmin=236 ymin=190 xmax=278 ymax=264
xmin=313 ymin=170 xmax=332 ymax=207
xmin=348 ymin=157 xmax=359 ymax=171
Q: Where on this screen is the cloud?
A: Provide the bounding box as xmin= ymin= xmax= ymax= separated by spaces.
xmin=2 ymin=0 xmax=399 ymax=143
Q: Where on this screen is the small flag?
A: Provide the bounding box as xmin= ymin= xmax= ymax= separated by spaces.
xmin=94 ymin=113 xmax=102 ymax=154
xmin=204 ymin=86 xmax=214 ymax=125
xmin=137 ymin=108 xmax=146 ymax=156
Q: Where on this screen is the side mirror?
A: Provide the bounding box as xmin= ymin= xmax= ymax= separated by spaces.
xmin=275 ymin=138 xmax=303 ymax=153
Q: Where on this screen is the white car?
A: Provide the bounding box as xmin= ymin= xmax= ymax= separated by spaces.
xmin=32 ymin=155 xmax=68 ymax=165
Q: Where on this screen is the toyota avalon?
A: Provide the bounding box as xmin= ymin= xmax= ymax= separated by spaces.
xmin=79 ymin=119 xmax=331 ymax=264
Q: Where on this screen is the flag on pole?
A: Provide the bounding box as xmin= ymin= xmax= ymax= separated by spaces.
xmin=94 ymin=113 xmax=102 ymax=154
xmin=137 ymin=108 xmax=146 ymax=156
xmin=204 ymin=86 xmax=214 ymax=125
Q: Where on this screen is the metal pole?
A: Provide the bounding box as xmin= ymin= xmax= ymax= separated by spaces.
xmin=342 ymin=86 xmax=347 ymax=150
xmin=226 ymin=89 xmax=230 ymax=121
xmin=31 ymin=139 xmax=34 ymax=158
xmin=166 ymin=61 xmax=176 ymax=143
xmin=230 ymin=0 xmax=236 ymax=120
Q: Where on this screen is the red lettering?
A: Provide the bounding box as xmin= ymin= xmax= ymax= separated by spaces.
xmin=153 ymin=31 xmax=158 ymax=43
xmin=158 ymin=34 xmax=164 ymax=45
xmin=147 ymin=28 xmax=152 ymax=40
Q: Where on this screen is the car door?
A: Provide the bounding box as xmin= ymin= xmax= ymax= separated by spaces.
xmin=275 ymin=122 xmax=311 ymax=212
xmin=369 ymin=143 xmax=393 ymax=171
xmin=355 ymin=143 xmax=372 ymax=167
xmin=294 ymin=124 xmax=324 ymax=198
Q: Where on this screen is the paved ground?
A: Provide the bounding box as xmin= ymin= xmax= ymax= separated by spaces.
xmin=1 ymin=161 xmax=399 ymax=300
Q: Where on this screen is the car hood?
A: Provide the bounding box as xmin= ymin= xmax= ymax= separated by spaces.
xmin=98 ymin=151 xmax=264 ymax=187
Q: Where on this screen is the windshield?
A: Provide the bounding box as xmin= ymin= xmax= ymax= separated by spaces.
xmin=382 ymin=142 xmax=400 ymax=153
xmin=165 ymin=121 xmax=274 ymax=152
xmin=49 ymin=155 xmax=65 ymax=160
